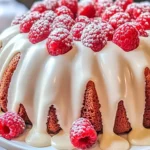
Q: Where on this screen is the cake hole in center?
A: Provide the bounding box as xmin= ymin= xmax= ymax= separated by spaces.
xmin=79 ymin=136 xmax=90 ymax=144
xmin=3 ymin=125 xmax=10 ymax=134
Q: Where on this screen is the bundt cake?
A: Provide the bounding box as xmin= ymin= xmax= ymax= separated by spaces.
xmin=0 ymin=0 xmax=150 ymax=149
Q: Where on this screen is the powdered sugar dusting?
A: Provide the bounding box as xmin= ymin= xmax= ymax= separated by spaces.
xmin=44 ymin=0 xmax=59 ymax=10
xmin=46 ymin=28 xmax=73 ymax=56
xmin=52 ymin=14 xmax=75 ymax=31
xmin=81 ymin=23 xmax=107 ymax=52
xmin=20 ymin=11 xmax=41 ymax=33
xmin=100 ymin=22 xmax=115 ymax=41
xmin=136 ymin=12 xmax=150 ymax=30
xmin=129 ymin=22 xmax=149 ymax=37
xmin=55 ymin=6 xmax=74 ymax=19
xmin=102 ymin=5 xmax=124 ymax=21
xmin=31 ymin=1 xmax=47 ymax=13
xmin=41 ymin=10 xmax=56 ymax=23
xmin=109 ymin=12 xmax=131 ymax=29
xmin=71 ymin=22 xmax=87 ymax=41
xmin=11 ymin=12 xmax=30 ymax=26
xmin=76 ymin=15 xmax=91 ymax=24
xmin=29 ymin=19 xmax=51 ymax=44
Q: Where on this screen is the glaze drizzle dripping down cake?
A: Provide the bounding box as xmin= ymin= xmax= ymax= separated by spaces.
xmin=0 ymin=0 xmax=150 ymax=149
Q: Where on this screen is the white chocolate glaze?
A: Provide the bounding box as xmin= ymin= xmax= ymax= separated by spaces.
xmin=51 ymin=131 xmax=74 ymax=149
xmin=0 ymin=25 xmax=150 ymax=150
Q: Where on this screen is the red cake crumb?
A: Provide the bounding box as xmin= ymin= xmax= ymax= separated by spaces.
xmin=46 ymin=28 xmax=73 ymax=56
xmin=144 ymin=67 xmax=150 ymax=128
xmin=81 ymin=23 xmax=107 ymax=52
xmin=47 ymin=105 xmax=61 ymax=134
xmin=70 ymin=118 xmax=97 ymax=149
xmin=113 ymin=23 xmax=139 ymax=51
xmin=114 ymin=101 xmax=131 ymax=134
xmin=0 ymin=112 xmax=25 ymax=140
xmin=81 ymin=81 xmax=102 ymax=133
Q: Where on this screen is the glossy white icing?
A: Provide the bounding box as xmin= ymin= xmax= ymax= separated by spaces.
xmin=0 ymin=26 xmax=150 ymax=150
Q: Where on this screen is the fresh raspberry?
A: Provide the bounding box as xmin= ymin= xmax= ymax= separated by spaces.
xmin=44 ymin=0 xmax=59 ymax=11
xmin=109 ymin=12 xmax=131 ymax=29
xmin=113 ymin=23 xmax=139 ymax=51
xmin=95 ymin=0 xmax=113 ymax=17
xmin=46 ymin=28 xmax=73 ymax=56
xmin=0 ymin=112 xmax=25 ymax=140
xmin=92 ymin=19 xmax=114 ymax=40
xmin=81 ymin=23 xmax=107 ymax=52
xmin=115 ymin=0 xmax=133 ymax=10
xmin=76 ymin=15 xmax=91 ymax=24
xmin=71 ymin=22 xmax=86 ymax=41
xmin=70 ymin=118 xmax=97 ymax=149
xmin=92 ymin=18 xmax=102 ymax=25
xmin=102 ymin=5 xmax=124 ymax=21
xmin=31 ymin=2 xmax=47 ymax=13
xmin=126 ymin=3 xmax=150 ymax=19
xmin=59 ymin=0 xmax=78 ymax=17
xmin=129 ymin=22 xmax=148 ymax=37
xmin=29 ymin=19 xmax=51 ymax=44
xmin=78 ymin=1 xmax=96 ymax=18
xmin=100 ymin=22 xmax=115 ymax=41
xmin=55 ymin=6 xmax=74 ymax=19
xmin=41 ymin=11 xmax=56 ymax=23
xmin=11 ymin=12 xmax=29 ymax=26
xmin=136 ymin=12 xmax=150 ymax=30
xmin=20 ymin=12 xmax=41 ymax=33
xmin=52 ymin=14 xmax=75 ymax=31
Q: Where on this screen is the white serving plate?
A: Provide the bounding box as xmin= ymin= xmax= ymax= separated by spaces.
xmin=0 ymin=138 xmax=150 ymax=150
xmin=0 ymin=129 xmax=149 ymax=150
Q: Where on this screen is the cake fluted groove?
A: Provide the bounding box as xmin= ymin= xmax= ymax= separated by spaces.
xmin=81 ymin=80 xmax=102 ymax=133
xmin=47 ymin=105 xmax=62 ymax=134
xmin=143 ymin=67 xmax=150 ymax=128
xmin=0 ymin=53 xmax=21 ymax=112
xmin=114 ymin=100 xmax=131 ymax=134
xmin=18 ymin=104 xmax=32 ymax=125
